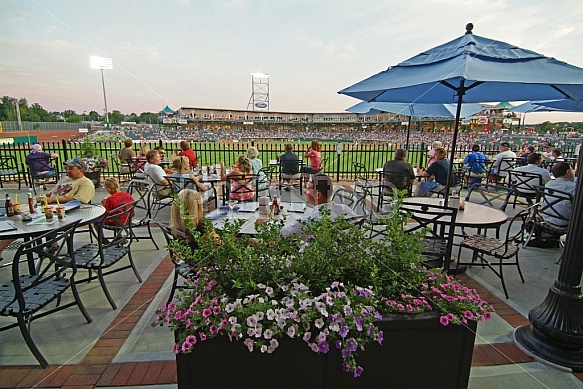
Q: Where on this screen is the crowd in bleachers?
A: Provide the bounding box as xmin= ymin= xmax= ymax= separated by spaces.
xmin=114 ymin=125 xmax=581 ymax=151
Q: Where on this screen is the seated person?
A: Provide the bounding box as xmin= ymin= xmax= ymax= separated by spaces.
xmin=551 ymin=148 xmax=564 ymax=162
xmin=131 ymin=144 xmax=149 ymax=173
xmin=144 ymin=150 xmax=171 ymax=197
xmin=219 ymin=155 xmax=254 ymax=201
xmin=171 ymin=156 xmax=214 ymax=203
xmin=415 ymin=147 xmax=454 ymax=197
xmin=426 ymin=141 xmax=442 ymax=167
xmin=178 ymin=140 xmax=198 ymax=168
xmin=169 ymin=189 xmax=219 ymax=250
xmin=118 ymin=138 xmax=136 ymax=171
xmin=488 ymin=142 xmax=516 ymax=183
xmin=45 ymin=158 xmax=95 ymax=204
xmin=280 ymin=174 xmax=355 ymax=238
xmin=247 ymin=146 xmax=267 ymax=191
xmin=26 ymin=144 xmax=59 ymax=180
xmin=541 ymin=144 xmax=554 ymax=162
xmin=464 ymin=145 xmax=490 ymax=186
xmin=101 ymin=177 xmax=135 ymax=225
xmin=382 ymin=148 xmax=415 ymax=193
xmin=301 ymin=140 xmax=323 ymax=181
xmin=543 ymin=162 xmax=576 ymax=227
xmin=512 ymin=152 xmax=552 ymax=196
xmin=519 ymin=145 xmax=534 ymax=166
xmin=279 ymin=143 xmax=301 ymax=190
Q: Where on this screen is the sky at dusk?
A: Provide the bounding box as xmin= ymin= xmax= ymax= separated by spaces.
xmin=2 ymin=0 xmax=583 ymax=124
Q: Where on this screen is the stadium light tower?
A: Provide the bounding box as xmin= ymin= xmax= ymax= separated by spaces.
xmin=247 ymin=73 xmax=270 ymax=111
xmin=90 ymin=56 xmax=113 ymax=128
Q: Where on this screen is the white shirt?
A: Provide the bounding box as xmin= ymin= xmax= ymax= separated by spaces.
xmin=280 ymin=202 xmax=355 ymax=238
xmin=512 ymin=164 xmax=552 ymax=193
xmin=144 ymin=163 xmax=167 ymax=186
xmin=492 ymin=150 xmax=517 ymax=177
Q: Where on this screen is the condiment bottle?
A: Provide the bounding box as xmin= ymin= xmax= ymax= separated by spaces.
xmin=28 ymin=192 xmax=35 ymax=213
xmin=272 ymin=196 xmax=280 ymax=216
xmin=6 ymin=194 xmax=14 ymax=217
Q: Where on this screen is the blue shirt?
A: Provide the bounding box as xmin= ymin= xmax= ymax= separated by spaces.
xmin=464 ymin=152 xmax=489 ymax=173
xmin=542 ymin=178 xmax=576 ymax=226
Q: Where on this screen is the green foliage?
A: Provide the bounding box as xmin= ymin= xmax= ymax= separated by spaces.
xmin=79 ymin=137 xmax=98 ymax=158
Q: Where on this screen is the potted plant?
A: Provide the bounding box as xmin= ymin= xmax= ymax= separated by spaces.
xmin=154 ymin=198 xmax=494 ymax=388
xmin=78 ymin=137 xmax=108 ymax=187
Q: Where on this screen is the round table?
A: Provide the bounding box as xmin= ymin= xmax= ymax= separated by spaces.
xmin=402 ymin=197 xmax=508 ymax=228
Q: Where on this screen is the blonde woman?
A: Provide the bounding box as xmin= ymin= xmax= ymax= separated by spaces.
xmin=247 ymin=146 xmax=266 ymax=191
xmin=171 ymin=156 xmax=214 ymax=202
xmin=169 ymin=189 xmax=217 ymax=249
xmin=132 ymin=143 xmax=150 ymax=172
xmin=220 ymin=155 xmax=254 ymax=201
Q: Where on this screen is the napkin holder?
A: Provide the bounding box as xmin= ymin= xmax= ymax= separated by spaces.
xmin=258 ymin=196 xmax=270 ymax=215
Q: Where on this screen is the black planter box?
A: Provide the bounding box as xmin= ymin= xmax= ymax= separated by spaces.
xmin=176 ymin=312 xmax=477 ymax=389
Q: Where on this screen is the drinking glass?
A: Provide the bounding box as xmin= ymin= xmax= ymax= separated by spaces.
xmin=227 ymin=200 xmax=238 ymax=219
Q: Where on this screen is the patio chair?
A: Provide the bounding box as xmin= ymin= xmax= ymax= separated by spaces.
xmin=331 ymin=187 xmax=372 ymax=228
xmin=353 ymin=161 xmax=379 ymax=196
xmin=507 ymin=170 xmax=543 ymax=208
xmin=278 ymin=159 xmax=303 ymax=194
xmin=143 ymin=172 xmax=175 ymax=218
xmin=224 ymin=175 xmax=256 ymax=204
xmin=72 ymin=200 xmax=142 ymax=309
xmin=256 ymin=166 xmax=276 ymax=199
xmin=167 ymin=175 xmax=218 ymax=210
xmin=0 ymin=156 xmax=23 ymax=190
xmin=0 ymin=220 xmax=92 ymax=368
xmin=400 ymin=201 xmax=458 ymax=270
xmin=126 ymin=157 xmax=147 ymax=179
xmin=491 ymin=157 xmax=522 ymax=186
xmin=126 ymin=178 xmax=159 ymax=249
xmin=112 ymin=156 xmax=132 ymax=185
xmin=156 ymin=222 xmax=197 ymax=305
xmin=458 ymin=209 xmax=529 ymax=299
xmin=27 ymin=156 xmax=59 ymax=195
xmin=465 ymin=159 xmax=494 ymax=188
xmin=377 ymin=170 xmax=413 ymax=212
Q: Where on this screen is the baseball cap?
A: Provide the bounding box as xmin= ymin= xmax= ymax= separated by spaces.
xmin=64 ymin=157 xmax=86 ymax=170
xmin=500 ymin=142 xmax=510 ymax=148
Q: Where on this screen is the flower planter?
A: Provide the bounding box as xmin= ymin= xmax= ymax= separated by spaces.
xmin=84 ymin=170 xmax=101 ymax=188
xmin=176 ymin=312 xmax=477 ymax=389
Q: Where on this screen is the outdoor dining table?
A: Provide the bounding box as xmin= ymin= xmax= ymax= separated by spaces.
xmin=206 ymin=201 xmax=306 ymax=235
xmin=0 ymin=204 xmax=106 ymax=274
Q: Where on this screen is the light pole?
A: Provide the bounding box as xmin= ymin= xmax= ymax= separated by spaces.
xmin=90 ymin=56 xmax=113 ymax=129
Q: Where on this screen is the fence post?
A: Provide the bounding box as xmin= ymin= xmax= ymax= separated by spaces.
xmin=62 ymin=139 xmax=69 ymax=161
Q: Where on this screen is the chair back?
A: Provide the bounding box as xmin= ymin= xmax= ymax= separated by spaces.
xmin=498 ymin=209 xmax=530 ymax=257
xmin=381 ymin=169 xmax=413 ymax=195
xmin=535 ymin=186 xmax=573 ymax=230
xmin=7 ymin=220 xmax=81 ymax=310
xmin=280 ymin=157 xmax=300 ymax=175
xmin=226 ymin=174 xmax=255 ymax=201
xmin=319 ymin=156 xmax=329 ymax=172
xmin=400 ymin=201 xmax=458 ymax=269
xmin=127 ymin=178 xmax=155 ymax=218
xmin=499 ymin=158 xmax=523 ymax=175
xmin=508 ymin=170 xmax=543 ymax=197
xmin=0 ymin=156 xmax=22 ymax=190
xmin=127 ymin=157 xmax=147 ymax=177
xmin=332 ymin=188 xmax=371 ymax=219
xmin=96 ymin=200 xmax=138 ymax=250
xmin=112 ymin=157 xmax=132 ymax=183
xmin=465 ymin=183 xmax=514 ymax=211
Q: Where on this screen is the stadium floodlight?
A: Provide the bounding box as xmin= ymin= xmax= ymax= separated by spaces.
xmin=251 ymin=72 xmax=270 ymax=78
xmin=90 ymin=56 xmax=113 ymax=128
xmin=247 ymin=73 xmax=270 ymax=111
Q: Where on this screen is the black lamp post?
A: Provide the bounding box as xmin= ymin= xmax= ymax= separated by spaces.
xmin=514 ymin=148 xmax=583 ymax=371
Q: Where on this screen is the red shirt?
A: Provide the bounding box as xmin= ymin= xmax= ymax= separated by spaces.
xmin=179 ymin=148 xmax=198 ymax=168
xmin=103 ymin=191 xmax=135 ymax=225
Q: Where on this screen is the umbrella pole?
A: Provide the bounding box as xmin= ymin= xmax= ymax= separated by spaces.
xmin=514 ymin=149 xmax=583 ymax=372
xmin=444 ymin=80 xmax=465 ymax=208
xmin=405 ymin=116 xmax=411 ymax=151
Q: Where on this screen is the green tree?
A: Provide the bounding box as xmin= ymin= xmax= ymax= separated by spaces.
xmin=109 ymin=110 xmax=124 ymax=124
xmin=138 ymin=112 xmax=158 ymax=124
xmin=88 ymin=111 xmax=100 ymax=121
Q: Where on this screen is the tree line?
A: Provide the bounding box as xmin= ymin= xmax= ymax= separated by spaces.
xmin=0 ymin=95 xmax=159 ymax=125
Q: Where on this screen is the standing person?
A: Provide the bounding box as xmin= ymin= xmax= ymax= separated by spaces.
xmin=415 ymin=147 xmax=454 ymax=197
xmin=101 ymin=177 xmax=135 ymax=225
xmin=464 ymin=145 xmax=490 ymax=186
xmin=426 ymin=141 xmax=443 ymax=167
xmin=118 ymin=138 xmax=136 ymax=162
xmin=279 ymin=144 xmax=301 ymax=191
xmin=488 ymin=142 xmax=516 ymax=184
xmin=25 ymin=144 xmax=59 ymax=186
xmin=382 ymin=148 xmax=416 ymax=192
xmin=247 ymin=146 xmax=266 ymax=191
xmin=302 ymin=140 xmax=322 ymax=182
xmin=280 ymin=174 xmax=355 ymax=238
xmin=45 ymin=158 xmax=95 ymax=204
xmin=219 ymin=155 xmax=254 ymax=201
xmin=179 ymin=140 xmax=198 ymax=168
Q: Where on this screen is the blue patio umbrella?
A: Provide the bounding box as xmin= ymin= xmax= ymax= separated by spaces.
xmin=339 ymin=23 xmax=583 ymax=201
xmin=340 ymin=23 xmax=583 ymax=371
xmin=509 ymin=101 xmax=565 ymax=130
xmin=534 ymin=99 xmax=583 ymax=111
xmin=346 ymin=101 xmax=483 ymax=149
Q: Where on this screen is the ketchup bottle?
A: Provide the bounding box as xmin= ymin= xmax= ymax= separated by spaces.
xmin=28 ymin=192 xmax=35 ymax=213
xmin=272 ymin=196 xmax=280 ymax=216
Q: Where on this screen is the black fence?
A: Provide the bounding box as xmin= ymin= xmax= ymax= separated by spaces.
xmin=1 ymin=139 xmax=579 ymax=184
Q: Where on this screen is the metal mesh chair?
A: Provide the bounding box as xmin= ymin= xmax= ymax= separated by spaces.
xmin=126 ymin=178 xmax=159 ymax=249
xmin=507 ymin=170 xmax=543 ymax=208
xmin=0 ymin=156 xmax=23 ymax=190
xmin=71 ymin=200 xmax=142 ymax=309
xmin=0 ymin=220 xmax=92 ymax=368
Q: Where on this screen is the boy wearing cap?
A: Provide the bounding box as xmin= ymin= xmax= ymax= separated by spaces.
xmin=489 ymin=142 xmax=516 ymax=184
xmin=45 ymin=158 xmax=96 ymax=204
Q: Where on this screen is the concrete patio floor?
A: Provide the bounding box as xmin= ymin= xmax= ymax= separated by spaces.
xmin=0 ymin=183 xmax=582 ymax=388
